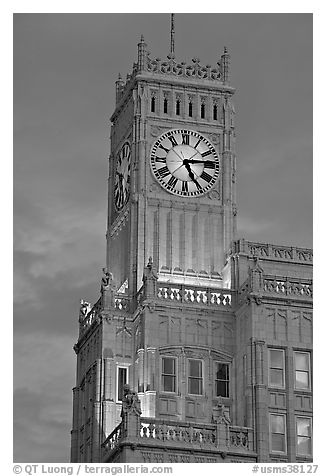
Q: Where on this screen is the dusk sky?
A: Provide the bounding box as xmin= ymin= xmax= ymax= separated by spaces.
xmin=13 ymin=13 xmax=312 ymax=462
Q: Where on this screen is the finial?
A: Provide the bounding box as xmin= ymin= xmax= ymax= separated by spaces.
xmin=140 ymin=34 xmax=145 ymax=43
xmin=170 ymin=13 xmax=175 ymax=57
xmin=224 ymin=46 xmax=228 ymax=54
xmin=118 ymin=73 xmax=122 ymax=81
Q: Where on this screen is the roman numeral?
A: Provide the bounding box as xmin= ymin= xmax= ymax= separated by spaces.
xmin=182 ymin=133 xmax=190 ymax=145
xmin=201 ymin=150 xmax=212 ymax=158
xmin=157 ymin=166 xmax=170 ymax=178
xmin=204 ymin=161 xmax=215 ymax=169
xmin=159 ymin=144 xmax=169 ymax=153
xmin=167 ymin=176 xmax=178 ymax=188
xmin=155 ymin=156 xmax=166 ymax=163
xmin=194 ymin=139 xmax=201 ymax=149
xmin=201 ymin=171 xmax=213 ymax=183
xmin=168 ymin=135 xmax=178 ymax=147
xmin=195 ymin=182 xmax=203 ymax=191
xmin=182 ymin=181 xmax=189 ymax=193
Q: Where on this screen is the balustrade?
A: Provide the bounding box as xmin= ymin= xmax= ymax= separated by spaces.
xmin=232 ymin=240 xmax=312 ymax=263
xmin=157 ymin=284 xmax=232 ymax=307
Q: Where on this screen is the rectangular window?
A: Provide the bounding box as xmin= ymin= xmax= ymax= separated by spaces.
xmin=188 ymin=359 xmax=203 ymax=395
xmin=294 ymin=352 xmax=311 ymax=390
xmin=269 ymin=349 xmax=285 ymax=388
xmin=161 ymin=357 xmax=176 ymax=392
xmin=117 ymin=367 xmax=128 ymax=402
xmin=270 ymin=414 xmax=287 ymax=453
xmin=296 ymin=417 xmax=312 ymax=456
xmin=215 ymin=362 xmax=230 ymax=397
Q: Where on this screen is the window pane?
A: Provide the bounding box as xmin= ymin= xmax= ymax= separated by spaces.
xmin=163 ymin=357 xmax=175 ymax=375
xmin=189 ymin=360 xmax=202 ymax=378
xmin=296 ymin=370 xmax=309 ymax=389
xmin=189 ymin=377 xmax=202 ymax=395
xmin=216 ymin=380 xmax=229 ymax=397
xmin=216 ymin=363 xmax=228 ymax=380
xmin=297 ymin=437 xmax=312 ymax=455
xmin=295 ymin=352 xmax=309 ymax=371
xmin=270 ymin=349 xmax=284 ymax=368
xmin=163 ymin=375 xmax=175 ymax=392
xmin=271 ymin=415 xmax=285 ymax=433
xmin=270 ymin=368 xmax=284 ymax=387
xmin=297 ymin=418 xmax=311 ymax=437
xmin=272 ymin=434 xmax=286 ymax=452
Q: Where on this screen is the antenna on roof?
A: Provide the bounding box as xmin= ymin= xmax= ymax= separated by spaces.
xmin=170 ymin=13 xmax=175 ymax=57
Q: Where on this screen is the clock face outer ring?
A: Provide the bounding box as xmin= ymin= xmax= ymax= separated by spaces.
xmin=114 ymin=141 xmax=131 ymax=212
xmin=150 ymin=129 xmax=220 ymax=197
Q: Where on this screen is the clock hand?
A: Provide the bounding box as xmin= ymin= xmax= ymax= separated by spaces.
xmin=187 ymin=159 xmax=215 ymax=165
xmin=184 ymin=161 xmax=201 ymax=188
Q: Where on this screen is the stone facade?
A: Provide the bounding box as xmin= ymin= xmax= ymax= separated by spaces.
xmin=71 ymin=33 xmax=312 ymax=464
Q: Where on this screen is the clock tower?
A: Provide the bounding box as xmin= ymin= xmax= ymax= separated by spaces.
xmin=108 ymin=35 xmax=236 ymax=299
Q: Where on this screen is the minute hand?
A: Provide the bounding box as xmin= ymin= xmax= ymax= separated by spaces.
xmin=187 ymin=159 xmax=215 ymax=165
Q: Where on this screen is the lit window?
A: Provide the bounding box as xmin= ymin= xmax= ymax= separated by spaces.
xmin=270 ymin=414 xmax=287 ymax=453
xmin=117 ymin=367 xmax=128 ymax=402
xmin=269 ymin=349 xmax=285 ymax=388
xmin=215 ymin=362 xmax=230 ymax=397
xmin=188 ymin=359 xmax=203 ymax=395
xmin=151 ymin=96 xmax=156 ymax=113
xmin=296 ymin=417 xmax=312 ymax=456
xmin=162 ymin=357 xmax=176 ymax=392
xmin=294 ymin=352 xmax=311 ymax=390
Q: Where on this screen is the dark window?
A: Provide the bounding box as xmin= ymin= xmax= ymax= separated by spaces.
xmin=188 ymin=101 xmax=193 ymax=117
xmin=164 ymin=98 xmax=168 ymax=114
xmin=162 ymin=357 xmax=176 ymax=392
xmin=215 ymin=362 xmax=230 ymax=397
xmin=213 ymin=104 xmax=218 ymax=120
xmin=201 ymin=103 xmax=205 ymax=119
xmin=151 ymin=96 xmax=156 ymax=113
xmin=188 ymin=359 xmax=203 ymax=395
xmin=176 ymin=99 xmax=181 ymax=116
xmin=117 ymin=367 xmax=127 ymax=401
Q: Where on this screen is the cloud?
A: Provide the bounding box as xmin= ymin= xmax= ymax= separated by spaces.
xmin=13 ymin=333 xmax=76 ymax=462
xmin=14 ymin=388 xmax=71 ymax=463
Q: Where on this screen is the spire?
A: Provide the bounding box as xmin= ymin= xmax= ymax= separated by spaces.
xmin=170 ymin=13 xmax=175 ymax=58
xmin=137 ymin=34 xmax=147 ymax=72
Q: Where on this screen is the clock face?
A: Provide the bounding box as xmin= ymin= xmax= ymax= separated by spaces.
xmin=150 ymin=129 xmax=219 ymax=197
xmin=114 ymin=142 xmax=131 ymax=211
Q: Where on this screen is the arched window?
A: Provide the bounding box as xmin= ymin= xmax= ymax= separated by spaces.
xmin=201 ymin=103 xmax=205 ymax=119
xmin=188 ymin=101 xmax=193 ymax=117
xmin=151 ymin=96 xmax=156 ymax=113
xmin=164 ymin=97 xmax=168 ymax=114
xmin=176 ymin=99 xmax=181 ymax=116
xmin=213 ymin=104 xmax=218 ymax=121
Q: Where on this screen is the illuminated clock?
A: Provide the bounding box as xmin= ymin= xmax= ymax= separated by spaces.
xmin=150 ymin=129 xmax=219 ymax=197
xmin=114 ymin=142 xmax=131 ymax=211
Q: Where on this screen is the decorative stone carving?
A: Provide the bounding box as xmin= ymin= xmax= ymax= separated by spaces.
xmin=101 ymin=268 xmax=116 ymax=309
xmin=79 ymin=299 xmax=91 ymax=322
xmin=121 ymin=384 xmax=142 ymax=417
